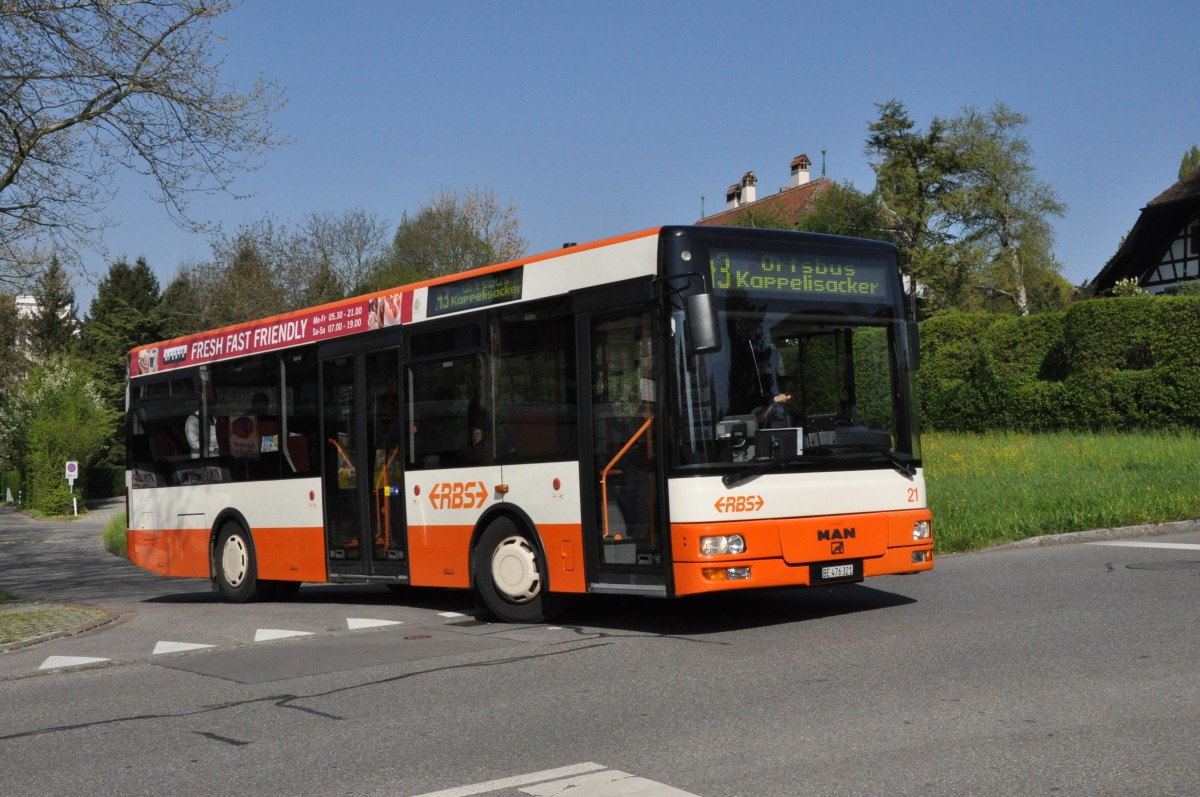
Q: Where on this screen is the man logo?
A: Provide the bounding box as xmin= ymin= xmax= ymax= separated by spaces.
xmin=831 ymin=541 xmax=845 ymax=554
xmin=816 ymin=528 xmax=855 ymax=541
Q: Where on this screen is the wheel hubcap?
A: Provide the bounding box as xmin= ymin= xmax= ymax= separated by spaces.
xmin=490 ymin=535 xmax=540 ymax=603
xmin=221 ymin=535 xmax=248 ymax=588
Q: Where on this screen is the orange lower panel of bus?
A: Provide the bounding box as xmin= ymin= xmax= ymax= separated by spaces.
xmin=670 ymin=509 xmax=933 ymax=596
xmin=127 ymin=526 xmax=327 ymax=583
xmin=407 ymin=523 xmax=587 ymax=593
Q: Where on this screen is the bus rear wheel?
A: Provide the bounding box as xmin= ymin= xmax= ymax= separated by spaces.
xmin=215 ymin=523 xmax=258 ymax=603
xmin=473 ymin=518 xmax=558 ymax=623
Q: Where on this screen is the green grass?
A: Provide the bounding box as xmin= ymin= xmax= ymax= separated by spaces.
xmin=925 ymin=431 xmax=1200 ymax=552
xmin=103 ymin=511 xmax=128 ymax=558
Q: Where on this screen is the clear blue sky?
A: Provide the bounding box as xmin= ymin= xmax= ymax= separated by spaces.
xmin=78 ymin=0 xmax=1200 ymax=313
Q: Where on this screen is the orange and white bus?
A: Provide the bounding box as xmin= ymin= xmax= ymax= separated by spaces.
xmin=126 ymin=225 xmax=932 ymax=621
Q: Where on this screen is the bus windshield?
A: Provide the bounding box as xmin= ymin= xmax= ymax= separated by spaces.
xmin=668 ymin=237 xmax=919 ymax=473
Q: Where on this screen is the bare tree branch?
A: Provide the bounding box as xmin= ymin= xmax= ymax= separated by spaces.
xmin=0 ymin=0 xmax=288 ymax=279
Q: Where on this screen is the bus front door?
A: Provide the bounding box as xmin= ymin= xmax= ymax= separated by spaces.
xmin=582 ymin=309 xmax=668 ymax=594
xmin=321 ymin=348 xmax=409 ymax=584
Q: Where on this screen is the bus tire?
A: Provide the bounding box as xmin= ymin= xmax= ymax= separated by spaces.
xmin=473 ymin=518 xmax=558 ymax=623
xmin=215 ymin=523 xmax=258 ymax=603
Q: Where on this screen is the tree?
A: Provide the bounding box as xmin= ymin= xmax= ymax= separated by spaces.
xmin=0 ymin=355 xmax=115 ymax=512
xmin=161 ymin=210 xmax=392 ymax=333
xmin=0 ymin=292 xmax=21 ymax=400
xmin=296 ymin=208 xmax=391 ymax=298
xmin=366 ymin=188 xmax=527 ymax=290
xmin=865 ymin=100 xmax=961 ymax=294
xmin=795 ymin=181 xmax=898 ymax=243
xmin=80 ymin=256 xmax=163 ymax=472
xmin=865 ymin=99 xmax=1067 ymax=316
xmin=27 ymin=255 xmax=77 ymax=361
xmin=197 ymin=229 xmax=288 ymax=327
xmin=723 ymin=206 xmax=794 ymax=231
xmin=158 ymin=265 xmax=208 ymax=339
xmin=0 ymin=1 xmax=287 ymax=280
xmin=947 ymin=103 xmax=1067 ymax=316
xmin=1180 ymin=145 xmax=1200 ymax=180
xmin=81 ymin=255 xmax=162 ymax=392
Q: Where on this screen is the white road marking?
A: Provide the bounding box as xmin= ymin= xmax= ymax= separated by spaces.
xmin=407 ymin=764 xmax=702 ymax=797
xmin=409 ymin=763 xmax=606 ymax=797
xmin=521 ymin=769 xmax=700 ymax=796
xmin=347 ymin=617 xmax=404 ymax=630
xmin=153 ymin=641 xmax=214 ymax=654
xmin=39 ymin=655 xmax=108 ymax=670
xmin=438 ymin=611 xmax=467 ymax=618
xmin=254 ymin=628 xmax=314 ymax=642
xmin=1089 ymin=541 xmax=1200 ymax=551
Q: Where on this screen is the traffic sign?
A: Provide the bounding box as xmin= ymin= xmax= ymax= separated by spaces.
xmin=65 ymin=461 xmax=78 ymax=483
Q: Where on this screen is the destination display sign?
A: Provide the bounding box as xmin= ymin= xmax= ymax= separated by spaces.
xmin=709 ymin=249 xmax=893 ymax=303
xmin=427 ymin=268 xmax=524 ymax=317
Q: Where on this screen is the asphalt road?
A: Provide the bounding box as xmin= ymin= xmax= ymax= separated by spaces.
xmin=1 ymin=506 xmax=1198 ymax=796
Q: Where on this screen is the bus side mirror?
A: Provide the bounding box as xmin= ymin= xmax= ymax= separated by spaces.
xmin=685 ymin=292 xmax=722 ymax=354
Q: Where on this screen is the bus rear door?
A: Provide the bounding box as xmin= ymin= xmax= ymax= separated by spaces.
xmin=320 ymin=345 xmax=409 ymax=584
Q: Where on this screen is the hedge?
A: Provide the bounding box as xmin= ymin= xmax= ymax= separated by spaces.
xmin=917 ymin=296 xmax=1200 ymax=432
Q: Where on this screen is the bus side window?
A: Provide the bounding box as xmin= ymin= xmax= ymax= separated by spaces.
xmin=406 ymin=360 xmax=486 ymax=468
xmin=283 ymin=354 xmax=320 ymax=477
xmin=405 ymin=323 xmax=488 ymax=470
xmin=495 ymin=312 xmax=577 ymax=464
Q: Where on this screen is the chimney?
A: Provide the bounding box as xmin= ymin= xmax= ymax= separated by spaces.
xmin=790 ymin=154 xmax=811 ymax=187
xmin=740 ymin=171 xmax=757 ymax=204
xmin=725 ymin=181 xmax=742 ymax=210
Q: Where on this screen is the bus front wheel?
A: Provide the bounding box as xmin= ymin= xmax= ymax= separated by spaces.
xmin=215 ymin=523 xmax=258 ymax=603
xmin=473 ymin=518 xmax=557 ymax=623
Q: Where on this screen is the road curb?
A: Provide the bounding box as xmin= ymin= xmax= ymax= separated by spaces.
xmin=0 ymin=603 xmax=119 ymax=652
xmin=989 ymin=518 xmax=1200 ymax=550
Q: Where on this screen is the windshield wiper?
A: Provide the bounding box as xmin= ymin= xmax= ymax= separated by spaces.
xmin=720 ymin=446 xmax=915 ymax=489
xmin=806 ymin=436 xmax=917 ymax=479
xmin=722 ymin=458 xmax=792 ymax=488
xmin=874 ymin=447 xmax=916 ymax=479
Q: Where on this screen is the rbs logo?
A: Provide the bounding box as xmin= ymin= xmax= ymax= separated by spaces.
xmin=714 ymin=495 xmax=764 ymax=513
xmin=428 ymin=481 xmax=489 ymax=510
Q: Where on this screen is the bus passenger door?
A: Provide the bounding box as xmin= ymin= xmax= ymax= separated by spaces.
xmin=320 ymin=348 xmax=408 ymax=582
xmin=580 ymin=308 xmax=668 ymax=593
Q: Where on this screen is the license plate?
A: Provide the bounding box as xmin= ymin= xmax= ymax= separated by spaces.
xmin=822 ymin=564 xmax=855 ymax=579
xmin=810 ymin=560 xmax=862 ymax=584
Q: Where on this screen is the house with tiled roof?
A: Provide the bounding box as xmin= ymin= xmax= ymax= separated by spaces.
xmin=697 ymin=153 xmax=833 ymax=227
xmin=1090 ymin=168 xmax=1200 ymax=294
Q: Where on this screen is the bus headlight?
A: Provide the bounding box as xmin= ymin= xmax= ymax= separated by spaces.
xmin=700 ymin=534 xmax=746 ymax=556
xmin=913 ymin=520 xmax=931 ymax=540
